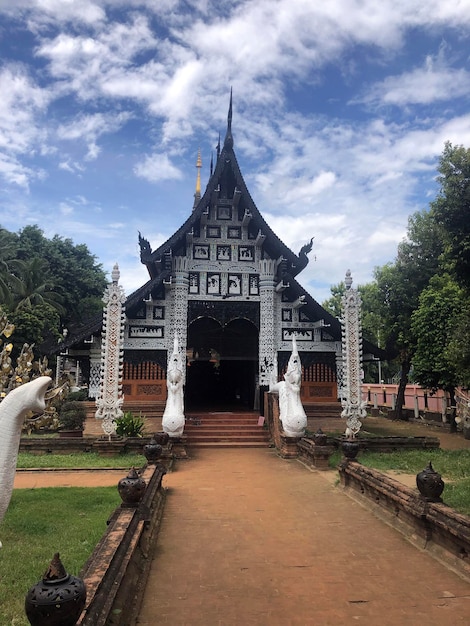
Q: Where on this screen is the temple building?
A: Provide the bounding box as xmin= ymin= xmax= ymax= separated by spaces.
xmin=63 ymin=97 xmax=378 ymax=413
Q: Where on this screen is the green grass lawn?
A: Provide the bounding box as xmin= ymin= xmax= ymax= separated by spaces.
xmin=329 ymin=447 xmax=470 ymax=515
xmin=0 ymin=487 xmax=120 ymax=626
xmin=17 ymin=451 xmax=146 ymax=469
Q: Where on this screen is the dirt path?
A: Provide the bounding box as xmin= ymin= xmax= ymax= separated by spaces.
xmin=13 ymin=469 xmax=127 ymax=489
xmin=137 ymin=448 xmax=470 ymax=625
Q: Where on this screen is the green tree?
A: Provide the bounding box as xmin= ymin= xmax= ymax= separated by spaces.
xmin=9 ymin=303 xmax=61 ymax=352
xmin=446 ymin=302 xmax=470 ymax=389
xmin=431 ymin=142 xmax=470 ymax=289
xmin=411 ymin=274 xmax=462 ymax=431
xmin=374 ymin=209 xmax=443 ymax=419
xmin=14 ymin=225 xmax=107 ymax=328
xmin=8 ymin=257 xmax=64 ymax=314
xmin=0 ymin=228 xmax=18 ymax=304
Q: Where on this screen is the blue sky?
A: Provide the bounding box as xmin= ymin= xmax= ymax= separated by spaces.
xmin=1 ymin=1 xmax=470 ymax=304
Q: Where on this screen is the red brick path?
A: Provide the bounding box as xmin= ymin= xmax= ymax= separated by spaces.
xmin=136 ymin=447 xmax=470 ymax=625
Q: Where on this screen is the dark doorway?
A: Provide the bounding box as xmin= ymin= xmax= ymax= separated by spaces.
xmin=186 ymin=317 xmax=258 ymax=410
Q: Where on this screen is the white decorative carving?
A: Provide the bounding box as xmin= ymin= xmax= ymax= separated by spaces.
xmin=269 ymin=337 xmax=307 ymax=437
xmin=95 ymin=264 xmax=126 ymax=438
xmin=340 ymin=270 xmax=367 ymax=436
xmin=162 ymin=335 xmax=185 ymax=437
xmin=0 ymin=376 xmax=51 ymax=532
xmin=259 ymin=259 xmax=277 ymax=386
xmin=167 ymin=256 xmax=189 ymax=384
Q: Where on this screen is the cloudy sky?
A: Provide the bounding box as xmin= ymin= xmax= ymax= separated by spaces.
xmin=1 ymin=1 xmax=470 ymax=304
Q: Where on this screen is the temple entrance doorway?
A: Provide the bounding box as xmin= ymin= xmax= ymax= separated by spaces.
xmin=185 ymin=317 xmax=258 ymax=411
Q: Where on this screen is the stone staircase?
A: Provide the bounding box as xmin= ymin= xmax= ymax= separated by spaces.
xmin=184 ymin=411 xmax=270 ymax=448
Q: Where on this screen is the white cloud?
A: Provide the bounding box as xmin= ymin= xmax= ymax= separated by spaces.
xmin=59 ymin=202 xmax=74 ymax=215
xmin=356 ymin=49 xmax=470 ymax=108
xmin=56 ymin=111 xmax=131 ymax=161
xmin=134 ymin=153 xmax=183 ymax=183
xmin=0 ymin=0 xmax=105 ymax=25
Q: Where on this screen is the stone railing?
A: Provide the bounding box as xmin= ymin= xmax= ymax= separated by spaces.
xmin=76 ymin=462 xmax=167 ymax=626
xmin=339 ymin=461 xmax=470 ymax=581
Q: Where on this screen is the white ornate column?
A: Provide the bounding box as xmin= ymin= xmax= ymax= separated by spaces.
xmin=340 ymin=270 xmax=366 ymax=436
xmin=88 ymin=343 xmax=101 ymax=399
xmin=95 ymin=264 xmax=126 ymax=437
xmin=167 ymin=256 xmax=189 ymax=381
xmin=259 ymin=259 xmax=278 ymax=386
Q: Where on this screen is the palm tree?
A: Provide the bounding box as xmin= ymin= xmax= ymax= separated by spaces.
xmin=9 ymin=257 xmax=65 ymax=315
xmin=0 ymin=228 xmax=17 ymax=305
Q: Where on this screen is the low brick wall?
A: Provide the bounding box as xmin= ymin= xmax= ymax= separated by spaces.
xmin=339 ymin=461 xmax=470 ymax=581
xmin=19 ymin=435 xmax=173 ymax=457
xmin=76 ymin=462 xmax=168 ymax=626
xmin=297 ymin=438 xmax=335 ymax=470
xmin=332 ymin=435 xmax=440 ymax=452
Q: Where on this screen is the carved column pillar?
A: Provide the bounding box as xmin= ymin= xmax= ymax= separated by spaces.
xmin=168 ymin=256 xmax=189 ymax=383
xmin=258 ymin=259 xmax=278 ymax=386
xmin=340 ymin=270 xmax=366 ymax=436
xmin=95 ymin=264 xmax=126 ymax=437
xmin=88 ymin=343 xmax=102 ymax=399
xmin=336 ymin=350 xmax=345 ymax=402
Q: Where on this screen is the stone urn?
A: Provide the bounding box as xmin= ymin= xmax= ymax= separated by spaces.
xmin=341 ymin=438 xmax=360 ymax=460
xmin=153 ymin=431 xmax=170 ymax=446
xmin=313 ymin=428 xmax=328 ymax=446
xmin=118 ymin=467 xmax=146 ymax=507
xmin=143 ymin=436 xmax=163 ymax=464
xmin=416 ymin=461 xmax=445 ymax=502
xmin=25 ymin=553 xmax=86 ymax=626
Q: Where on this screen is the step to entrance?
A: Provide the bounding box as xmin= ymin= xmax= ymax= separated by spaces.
xmin=184 ymin=412 xmax=269 ymax=448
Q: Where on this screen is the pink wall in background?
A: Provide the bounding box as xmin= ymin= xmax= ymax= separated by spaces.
xmin=363 ymin=384 xmax=447 ymax=414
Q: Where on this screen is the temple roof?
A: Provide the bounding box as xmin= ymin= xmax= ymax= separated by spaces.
xmin=139 ymin=94 xmax=311 ymax=280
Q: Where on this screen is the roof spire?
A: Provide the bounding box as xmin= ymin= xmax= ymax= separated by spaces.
xmin=223 ymin=88 xmax=233 ymax=150
xmin=193 ymin=148 xmax=202 ymax=210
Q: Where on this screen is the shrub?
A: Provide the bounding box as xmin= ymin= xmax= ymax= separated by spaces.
xmin=67 ymin=388 xmax=89 ymax=401
xmin=114 ymin=411 xmax=146 ymax=438
xmin=58 ymin=401 xmax=87 ymax=431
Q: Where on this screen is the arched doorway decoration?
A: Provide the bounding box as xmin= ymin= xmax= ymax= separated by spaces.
xmin=185 ymin=316 xmax=258 ymax=410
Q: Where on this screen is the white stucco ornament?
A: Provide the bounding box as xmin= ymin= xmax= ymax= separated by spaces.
xmin=162 ymin=336 xmax=185 ymax=437
xmin=270 ymin=336 xmax=307 ymax=437
xmin=0 ymin=376 xmax=51 ymax=545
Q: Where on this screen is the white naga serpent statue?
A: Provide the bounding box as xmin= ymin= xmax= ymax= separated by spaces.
xmin=0 ymin=376 xmax=52 ymax=545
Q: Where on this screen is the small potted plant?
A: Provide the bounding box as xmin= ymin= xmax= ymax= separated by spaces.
xmin=58 ymin=401 xmax=86 ymax=437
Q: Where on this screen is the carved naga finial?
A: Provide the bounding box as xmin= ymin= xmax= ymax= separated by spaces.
xmin=293 ymin=237 xmax=314 ymax=276
xmin=138 ymin=232 xmax=152 ymax=263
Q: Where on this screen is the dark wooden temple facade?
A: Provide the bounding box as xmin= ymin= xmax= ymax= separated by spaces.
xmin=63 ymin=98 xmax=377 ymax=412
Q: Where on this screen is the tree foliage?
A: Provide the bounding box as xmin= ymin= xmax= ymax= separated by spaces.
xmin=411 ymin=274 xmax=462 ymax=392
xmin=431 ymin=142 xmax=470 ymax=289
xmin=0 ymin=225 xmax=107 ymax=352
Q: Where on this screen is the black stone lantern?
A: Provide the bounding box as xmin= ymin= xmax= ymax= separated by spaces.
xmin=416 ymin=461 xmax=445 ymax=502
xmin=341 ymin=438 xmax=360 ymax=460
xmin=25 ymin=552 xmax=86 ymax=626
xmin=313 ymin=428 xmax=328 ymax=446
xmin=118 ymin=467 xmax=146 ymax=507
xmin=153 ymin=431 xmax=170 ymax=446
xmin=143 ymin=436 xmax=163 ymax=464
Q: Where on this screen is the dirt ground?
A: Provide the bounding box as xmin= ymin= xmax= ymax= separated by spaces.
xmin=13 ymin=469 xmax=128 ymax=489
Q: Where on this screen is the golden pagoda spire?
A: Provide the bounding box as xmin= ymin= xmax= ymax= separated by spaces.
xmin=193 ymin=148 xmax=202 ymax=210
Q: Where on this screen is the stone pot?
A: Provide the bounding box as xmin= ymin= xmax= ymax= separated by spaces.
xmin=416 ymin=461 xmax=445 ymax=502
xmin=313 ymin=428 xmax=328 ymax=446
xmin=153 ymin=431 xmax=170 ymax=446
xmin=341 ymin=438 xmax=360 ymax=460
xmin=25 ymin=553 xmax=86 ymax=626
xmin=118 ymin=467 xmax=146 ymax=507
xmin=143 ymin=437 xmax=163 ymax=464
